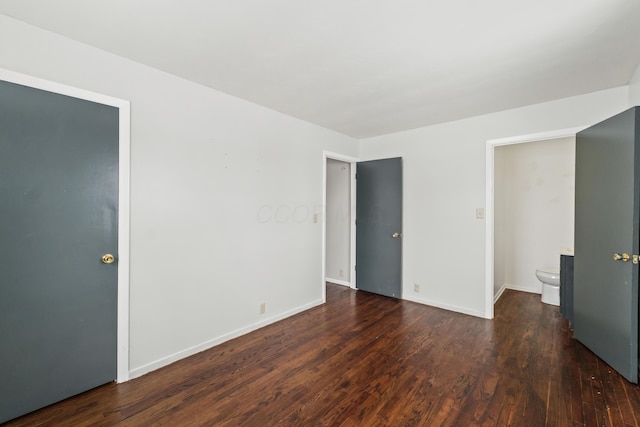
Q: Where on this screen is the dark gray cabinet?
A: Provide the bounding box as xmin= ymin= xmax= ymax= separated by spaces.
xmin=560 ymin=254 xmax=574 ymax=327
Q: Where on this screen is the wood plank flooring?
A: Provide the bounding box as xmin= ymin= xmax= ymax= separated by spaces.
xmin=5 ymin=284 xmax=640 ymax=426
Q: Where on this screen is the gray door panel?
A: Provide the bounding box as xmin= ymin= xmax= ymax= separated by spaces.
xmin=574 ymin=107 xmax=639 ymax=383
xmin=0 ymin=80 xmax=119 ymax=422
xmin=356 ymin=158 xmax=402 ymax=298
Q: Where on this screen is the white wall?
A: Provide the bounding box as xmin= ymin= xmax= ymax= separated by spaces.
xmin=0 ymin=15 xmax=359 ymax=375
xmin=325 ymin=159 xmax=351 ymax=284
xmin=2 ymin=13 xmax=638 ymax=375
xmin=360 ymin=87 xmax=629 ymax=317
xmin=495 ymin=137 xmax=575 ymax=295
xmin=631 ymin=64 xmax=640 ymax=106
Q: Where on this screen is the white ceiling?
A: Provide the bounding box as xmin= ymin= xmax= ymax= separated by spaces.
xmin=1 ymin=0 xmax=640 ymax=138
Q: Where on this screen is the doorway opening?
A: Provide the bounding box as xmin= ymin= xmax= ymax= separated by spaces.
xmin=485 ymin=127 xmax=585 ymax=319
xmin=322 ymin=152 xmax=358 ymax=302
xmin=493 ymin=137 xmax=575 ymax=297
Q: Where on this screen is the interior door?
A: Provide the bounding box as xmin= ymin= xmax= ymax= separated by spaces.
xmin=0 ymin=80 xmax=119 ymax=422
xmin=356 ymin=157 xmax=402 ymax=298
xmin=574 ymin=107 xmax=639 ymax=383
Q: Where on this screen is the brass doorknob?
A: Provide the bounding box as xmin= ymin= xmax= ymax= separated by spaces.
xmin=101 ymin=254 xmax=115 ymax=264
xmin=392 ymin=232 xmax=401 ymax=238
xmin=613 ymin=253 xmax=630 ymax=262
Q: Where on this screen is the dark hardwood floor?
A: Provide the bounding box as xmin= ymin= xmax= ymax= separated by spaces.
xmin=5 ymin=284 xmax=640 ymax=426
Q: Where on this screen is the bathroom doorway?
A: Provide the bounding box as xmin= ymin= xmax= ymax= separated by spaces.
xmin=493 ymin=137 xmax=575 ymax=300
xmin=485 ymin=127 xmax=584 ymax=318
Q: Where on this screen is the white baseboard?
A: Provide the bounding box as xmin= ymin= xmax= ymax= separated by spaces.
xmin=504 ymin=283 xmax=541 ymax=294
xmin=129 ymin=298 xmax=324 ymax=379
xmin=494 ymin=285 xmax=507 ymax=303
xmin=403 ymin=294 xmax=486 ymax=318
xmin=325 ymin=277 xmax=352 ymax=287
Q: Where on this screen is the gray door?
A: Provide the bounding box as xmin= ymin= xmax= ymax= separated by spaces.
xmin=0 ymin=80 xmax=119 ymax=422
xmin=574 ymin=107 xmax=639 ymax=383
xmin=356 ymin=158 xmax=402 ymax=298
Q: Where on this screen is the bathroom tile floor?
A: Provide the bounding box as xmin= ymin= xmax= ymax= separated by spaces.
xmin=4 ymin=284 xmax=640 ymax=426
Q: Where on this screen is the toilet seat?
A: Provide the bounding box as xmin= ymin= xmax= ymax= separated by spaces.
xmin=537 ymin=266 xmax=559 ymax=275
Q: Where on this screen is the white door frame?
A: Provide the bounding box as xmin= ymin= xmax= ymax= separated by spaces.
xmin=322 ymin=151 xmax=359 ymax=302
xmin=484 ymin=126 xmax=585 ymax=319
xmin=0 ymin=68 xmax=131 ymax=382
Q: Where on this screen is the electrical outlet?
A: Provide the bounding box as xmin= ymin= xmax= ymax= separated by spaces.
xmin=414 ymin=283 xmax=420 ymax=292
xmin=260 ymin=303 xmax=266 ymax=314
xmin=339 ymin=269 xmax=344 ymax=277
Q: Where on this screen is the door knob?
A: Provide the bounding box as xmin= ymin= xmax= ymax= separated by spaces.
xmin=101 ymin=254 xmax=115 ymax=264
xmin=392 ymin=232 xmax=401 ymax=238
xmin=613 ymin=253 xmax=630 ymax=262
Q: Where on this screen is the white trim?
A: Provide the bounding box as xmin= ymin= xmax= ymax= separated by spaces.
xmin=0 ymin=68 xmax=131 ymax=382
xmin=325 ymin=278 xmax=352 ymax=287
xmin=323 ymin=151 xmax=360 ymax=163
xmin=493 ymin=284 xmax=507 ymax=303
xmin=494 ymin=284 xmax=542 ymax=303
xmin=322 ymin=151 xmax=359 ymax=300
xmin=485 ymin=142 xmax=495 ymax=319
xmin=504 ymin=284 xmax=541 ymax=294
xmin=350 ymin=158 xmax=357 ymax=290
xmin=129 ymin=298 xmax=324 ymax=379
xmin=485 ymin=127 xmax=585 ymax=320
xmin=403 ymin=294 xmax=486 ymax=318
xmin=488 ymin=127 xmax=586 ymax=147
xmin=116 ymin=104 xmax=131 ymax=383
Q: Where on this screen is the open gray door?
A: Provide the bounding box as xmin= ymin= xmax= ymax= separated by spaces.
xmin=0 ymin=80 xmax=119 ymax=422
xmin=356 ymin=157 xmax=402 ymax=298
xmin=574 ymin=107 xmax=639 ymax=383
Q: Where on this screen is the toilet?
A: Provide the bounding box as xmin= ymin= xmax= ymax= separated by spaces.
xmin=536 ymin=267 xmax=560 ymax=306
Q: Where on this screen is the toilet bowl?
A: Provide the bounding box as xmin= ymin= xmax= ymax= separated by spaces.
xmin=536 ymin=267 xmax=560 ymax=306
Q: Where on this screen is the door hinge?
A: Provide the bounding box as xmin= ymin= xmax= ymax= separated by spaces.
xmin=633 ymin=254 xmax=639 ymax=264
